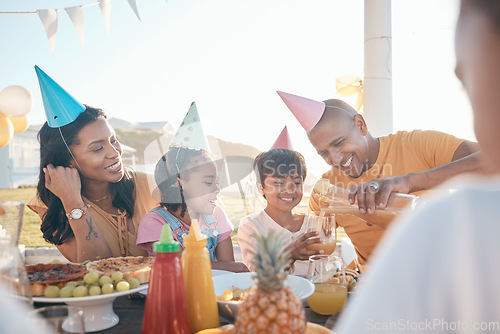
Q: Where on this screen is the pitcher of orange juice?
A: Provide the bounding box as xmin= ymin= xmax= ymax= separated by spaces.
xmin=307 ymin=255 xmax=347 ymax=315
xmin=314 ymin=178 xmax=419 ymax=228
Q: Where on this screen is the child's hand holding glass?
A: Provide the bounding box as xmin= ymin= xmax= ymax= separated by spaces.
xmin=304 ymin=212 xmax=336 ymax=255
xmin=284 ymin=230 xmax=324 ymax=262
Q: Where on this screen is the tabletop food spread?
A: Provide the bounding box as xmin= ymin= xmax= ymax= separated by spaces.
xmin=28 ymin=229 xmax=340 ymax=333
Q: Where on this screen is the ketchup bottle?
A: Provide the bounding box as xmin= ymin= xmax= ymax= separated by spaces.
xmin=142 ymin=224 xmax=190 ymax=334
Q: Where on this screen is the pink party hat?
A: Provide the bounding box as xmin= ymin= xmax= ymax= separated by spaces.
xmin=271 ymin=126 xmax=293 ymax=150
xmin=277 ymin=91 xmax=325 ymax=132
xmin=169 ymin=102 xmax=210 ymax=151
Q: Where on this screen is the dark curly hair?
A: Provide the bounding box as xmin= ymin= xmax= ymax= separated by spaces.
xmin=36 ymin=106 xmax=136 ymax=245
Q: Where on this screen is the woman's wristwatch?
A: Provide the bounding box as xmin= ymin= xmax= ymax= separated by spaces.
xmin=66 ymin=204 xmax=89 ymax=220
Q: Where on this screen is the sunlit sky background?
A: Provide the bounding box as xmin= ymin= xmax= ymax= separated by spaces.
xmin=0 ymin=0 xmax=472 ymax=178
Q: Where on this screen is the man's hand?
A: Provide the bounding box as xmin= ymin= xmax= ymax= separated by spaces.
xmin=348 ymin=174 xmax=413 ymax=214
xmin=285 ymin=231 xmax=323 ymax=261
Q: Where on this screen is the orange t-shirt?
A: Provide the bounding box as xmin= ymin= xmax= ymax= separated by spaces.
xmin=308 ymin=130 xmax=465 ymax=264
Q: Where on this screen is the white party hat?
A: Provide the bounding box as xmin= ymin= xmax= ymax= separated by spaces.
xmin=169 ymin=102 xmax=210 ymax=151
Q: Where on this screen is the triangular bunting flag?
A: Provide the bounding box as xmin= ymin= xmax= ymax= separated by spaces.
xmin=99 ymin=0 xmax=111 ymax=35
xmin=127 ymin=0 xmax=141 ymax=21
xmin=37 ymin=9 xmax=58 ymax=55
xmin=65 ymin=6 xmax=85 ymax=46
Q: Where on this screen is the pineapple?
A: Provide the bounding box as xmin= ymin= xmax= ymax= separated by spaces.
xmin=235 ymin=231 xmax=306 ymax=334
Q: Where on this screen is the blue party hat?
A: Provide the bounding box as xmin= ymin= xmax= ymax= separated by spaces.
xmin=35 ymin=65 xmax=86 ymax=128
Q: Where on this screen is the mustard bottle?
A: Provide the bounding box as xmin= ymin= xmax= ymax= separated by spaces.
xmin=181 ymin=218 xmax=220 ymax=333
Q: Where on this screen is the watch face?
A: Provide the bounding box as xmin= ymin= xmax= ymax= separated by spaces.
xmin=71 ymin=209 xmax=83 ymax=219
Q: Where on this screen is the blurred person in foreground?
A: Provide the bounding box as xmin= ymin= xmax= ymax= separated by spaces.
xmin=335 ymin=1 xmax=500 ymax=332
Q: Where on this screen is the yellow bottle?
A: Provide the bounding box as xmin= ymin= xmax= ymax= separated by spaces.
xmin=181 ymin=218 xmax=220 ymax=333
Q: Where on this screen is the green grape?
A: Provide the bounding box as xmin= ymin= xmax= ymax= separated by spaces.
xmin=111 ymin=271 xmax=123 ymax=283
xmin=73 ymin=285 xmax=88 ymax=297
xmin=116 ymin=281 xmax=130 ymax=292
xmin=76 ymin=280 xmax=85 ymax=286
xmin=65 ymin=281 xmax=78 ymax=288
xmin=99 ymin=275 xmax=112 ymax=286
xmin=59 ymin=286 xmax=74 ymax=298
xmin=84 ymin=272 xmax=99 ymax=285
xmin=44 ymin=286 xmax=60 ymax=298
xmin=89 ymin=286 xmax=102 ymax=296
xmin=127 ymin=278 xmax=140 ymax=290
xmin=102 ymin=283 xmax=114 ymax=294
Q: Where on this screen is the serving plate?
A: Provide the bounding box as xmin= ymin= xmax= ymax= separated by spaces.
xmin=213 ymin=273 xmax=315 ymax=321
xmin=138 ymin=269 xmax=230 ymax=296
xmin=33 ymin=284 xmax=148 ymax=332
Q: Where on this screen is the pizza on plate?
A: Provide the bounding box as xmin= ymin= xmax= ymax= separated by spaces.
xmin=86 ymin=256 xmax=153 ymax=284
xmin=26 ymin=263 xmax=88 ymax=297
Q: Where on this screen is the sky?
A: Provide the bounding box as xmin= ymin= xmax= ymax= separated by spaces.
xmin=0 ymin=0 xmax=473 ymax=178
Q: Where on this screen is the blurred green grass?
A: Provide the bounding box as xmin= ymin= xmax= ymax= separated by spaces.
xmin=0 ymin=187 xmax=52 ymax=247
xmin=1 ymin=187 xmax=346 ymax=247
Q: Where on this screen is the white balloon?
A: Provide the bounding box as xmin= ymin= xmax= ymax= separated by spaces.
xmin=0 ymin=85 xmax=33 ymax=117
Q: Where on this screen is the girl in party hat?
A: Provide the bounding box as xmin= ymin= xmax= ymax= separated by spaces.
xmin=136 ymin=102 xmax=248 ymax=272
xmin=28 ymin=66 xmax=158 ymax=262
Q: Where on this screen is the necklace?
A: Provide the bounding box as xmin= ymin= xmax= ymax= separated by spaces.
xmin=87 ymin=193 xmax=111 ymax=202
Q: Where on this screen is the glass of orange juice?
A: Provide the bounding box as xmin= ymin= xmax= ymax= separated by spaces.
xmin=305 ymin=212 xmax=336 ymax=255
xmin=307 ymin=255 xmax=347 ymax=315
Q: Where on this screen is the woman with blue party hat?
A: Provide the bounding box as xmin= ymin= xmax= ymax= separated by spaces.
xmin=28 ymin=66 xmax=158 ymax=263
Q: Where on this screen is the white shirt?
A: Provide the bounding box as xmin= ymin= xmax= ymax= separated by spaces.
xmin=335 ymin=175 xmax=500 ymax=333
xmin=238 ymin=210 xmax=309 ymax=275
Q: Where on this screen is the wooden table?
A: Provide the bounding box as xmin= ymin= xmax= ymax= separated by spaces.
xmin=34 ymin=294 xmax=339 ymax=333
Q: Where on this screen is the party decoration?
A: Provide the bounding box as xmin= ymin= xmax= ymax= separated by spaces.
xmin=0 ymin=114 xmax=14 ymax=148
xmin=8 ymin=115 xmax=29 ymax=134
xmin=271 ymin=126 xmax=293 ymax=150
xmin=99 ymin=0 xmax=112 ymax=35
xmin=335 ymin=74 xmax=364 ymax=112
xmin=277 ymin=91 xmax=325 ymax=132
xmin=37 ymin=9 xmax=58 ymax=55
xmin=0 ymin=85 xmax=33 ymax=117
xmin=169 ymin=102 xmax=210 ymax=151
xmin=35 ymin=65 xmax=86 ymax=128
xmin=127 ymin=0 xmax=141 ymax=21
xmin=65 ymin=6 xmax=85 ymax=46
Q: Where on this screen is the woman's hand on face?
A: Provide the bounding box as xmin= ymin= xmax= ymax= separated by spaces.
xmin=285 ymin=231 xmax=323 ymax=261
xmin=44 ymin=164 xmax=82 ymax=202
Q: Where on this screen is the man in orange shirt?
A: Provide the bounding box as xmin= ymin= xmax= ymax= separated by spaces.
xmin=278 ymin=93 xmax=481 ymax=264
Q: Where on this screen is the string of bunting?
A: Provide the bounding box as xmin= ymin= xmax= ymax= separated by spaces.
xmin=0 ymin=0 xmax=160 ymax=55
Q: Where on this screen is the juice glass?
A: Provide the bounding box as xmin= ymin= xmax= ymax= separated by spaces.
xmin=307 ymin=255 xmax=347 ymax=315
xmin=305 ymin=211 xmax=336 ymax=255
